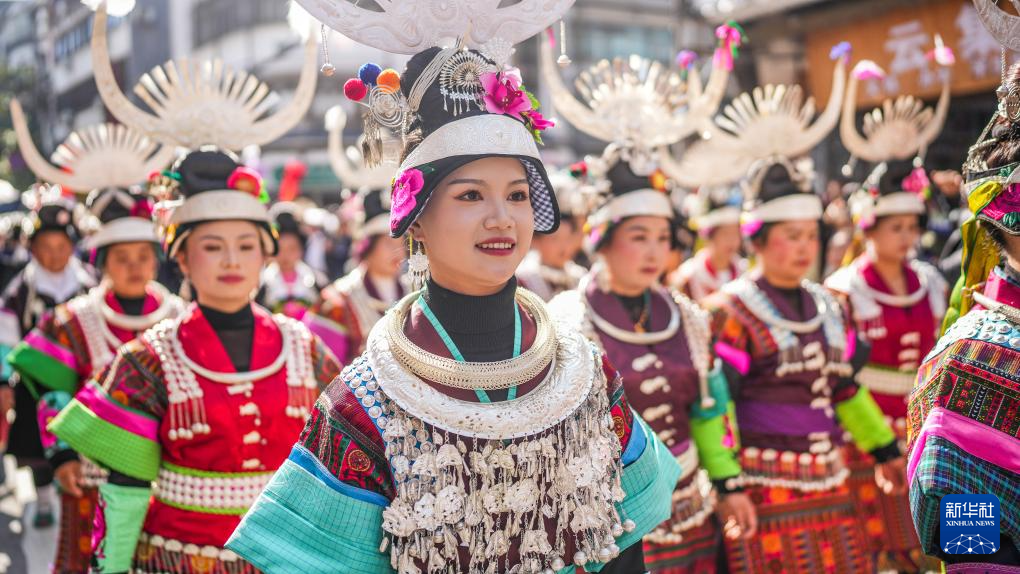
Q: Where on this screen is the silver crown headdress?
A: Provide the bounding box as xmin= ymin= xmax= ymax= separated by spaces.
xmin=840 ymin=47 xmax=952 ymax=227
xmin=297 ymin=0 xmax=573 ymax=55
xmin=88 ymin=1 xmax=318 ymax=151
xmin=300 ymin=0 xmax=574 ymax=240
xmin=310 ymin=1 xmax=575 ymax=166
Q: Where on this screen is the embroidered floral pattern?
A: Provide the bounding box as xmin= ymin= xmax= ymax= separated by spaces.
xmin=91 ymin=494 xmax=107 ymax=559
xmin=481 ymin=68 xmax=532 ymax=119
xmin=982 ymin=183 xmax=1020 ymax=228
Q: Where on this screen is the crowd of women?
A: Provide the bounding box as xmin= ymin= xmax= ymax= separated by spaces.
xmin=0 ymin=1 xmax=1016 ymax=573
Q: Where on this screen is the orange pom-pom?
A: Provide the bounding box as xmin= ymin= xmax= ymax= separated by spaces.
xmin=377 ymin=69 xmax=401 ymax=94
xmin=649 ymin=169 xmax=668 ymax=192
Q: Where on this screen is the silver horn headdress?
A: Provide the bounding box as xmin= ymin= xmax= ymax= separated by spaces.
xmin=973 ymin=0 xmax=1020 ymax=52
xmin=296 ymin=0 xmax=574 ymax=55
xmin=840 ymin=50 xmax=952 ymax=169
xmin=659 ymin=43 xmax=850 ymax=190
xmin=89 ymin=2 xmax=318 ymax=151
xmin=839 ymin=46 xmax=953 ymax=229
xmin=10 ymin=98 xmax=174 ymax=191
xmin=541 ymin=32 xmax=734 ymax=161
xmin=963 ymin=0 xmax=1020 ymax=180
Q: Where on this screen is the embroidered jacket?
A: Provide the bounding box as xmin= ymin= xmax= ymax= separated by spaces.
xmin=8 ymin=284 xmax=184 ymax=465
xmin=908 ymin=267 xmax=1020 ymax=558
xmin=674 ymin=250 xmax=747 ymax=303
xmin=706 ymin=275 xmax=897 ymax=492
xmin=516 ymin=251 xmax=587 ymax=302
xmin=258 ymin=260 xmax=326 ymax=320
xmin=1 ymin=259 xmax=95 ymax=463
xmin=229 ymin=293 xmax=681 ymax=573
xmin=304 ymin=266 xmax=405 ymax=365
xmin=549 ymin=277 xmax=740 ymax=543
xmin=49 ymin=303 xmax=340 ymax=572
xmin=826 ymin=256 xmax=946 ymax=424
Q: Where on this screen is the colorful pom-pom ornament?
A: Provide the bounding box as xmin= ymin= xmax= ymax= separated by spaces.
xmin=829 ymin=41 xmax=852 ymax=62
xmin=227 ymin=166 xmax=263 ymax=197
xmin=675 ymin=50 xmax=697 ymax=70
xmin=344 ymin=78 xmax=368 ymax=102
xmin=649 ymin=169 xmax=668 ymax=192
xmin=377 ymin=69 xmax=401 ymax=94
xmin=358 ymin=63 xmax=382 ymax=85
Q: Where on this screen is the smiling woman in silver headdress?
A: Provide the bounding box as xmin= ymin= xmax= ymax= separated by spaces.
xmin=228 ymin=3 xmax=680 ymax=572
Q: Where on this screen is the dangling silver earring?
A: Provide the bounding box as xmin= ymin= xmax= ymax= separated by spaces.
xmin=407 ymin=237 xmax=429 ymax=291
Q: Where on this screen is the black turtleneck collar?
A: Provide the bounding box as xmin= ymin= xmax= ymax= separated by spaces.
xmin=115 ymin=295 xmax=147 ymax=316
xmin=198 ymin=303 xmax=255 ymax=371
xmin=613 ymin=290 xmax=648 ymax=325
xmin=420 ymin=277 xmax=518 ymax=362
xmin=762 ymin=278 xmax=807 ymax=319
xmin=199 ymin=303 xmax=255 ymax=330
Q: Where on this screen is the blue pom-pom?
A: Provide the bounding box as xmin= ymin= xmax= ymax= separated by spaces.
xmin=359 ymin=63 xmax=382 ymax=86
xmin=830 ymin=41 xmax=851 ymax=61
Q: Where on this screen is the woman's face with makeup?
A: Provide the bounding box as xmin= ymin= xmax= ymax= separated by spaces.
xmin=412 ymin=157 xmax=534 ymax=296
xmin=754 ymin=220 xmax=820 ymax=287
xmin=600 ymin=216 xmax=673 ymax=296
xmin=177 ymin=220 xmax=267 ymax=311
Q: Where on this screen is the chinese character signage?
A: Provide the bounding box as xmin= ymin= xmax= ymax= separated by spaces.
xmin=805 ymin=0 xmax=1017 ymax=107
xmin=939 ymin=494 xmax=1001 ymax=555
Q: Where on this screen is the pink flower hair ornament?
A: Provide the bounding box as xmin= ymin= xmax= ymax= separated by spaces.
xmin=901 ymin=166 xmax=932 ymax=200
xmin=389 ymin=168 xmax=425 ymax=234
xmin=740 ymin=217 xmax=764 ymax=238
xmin=129 ymin=197 xmax=154 ymax=219
xmin=481 ymin=68 xmax=553 ymax=143
xmin=481 ymin=69 xmax=532 ymax=120
xmin=675 ymin=50 xmax=698 ymax=70
xmin=227 ymin=166 xmax=269 ymax=203
xmin=713 ymin=21 xmax=746 ymax=71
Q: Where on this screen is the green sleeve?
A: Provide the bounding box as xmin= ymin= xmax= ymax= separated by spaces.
xmin=93 ymin=482 xmax=151 ymax=572
xmin=690 ymin=365 xmax=740 ymax=479
xmin=834 ymin=386 xmax=896 ymax=453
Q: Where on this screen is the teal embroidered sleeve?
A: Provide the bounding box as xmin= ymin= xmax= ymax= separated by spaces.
xmin=227 ymin=446 xmax=393 ymax=574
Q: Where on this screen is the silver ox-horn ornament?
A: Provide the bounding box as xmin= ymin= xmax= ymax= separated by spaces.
xmin=658 ymin=52 xmax=849 ymax=189
xmin=293 ymin=0 xmax=575 ymax=55
xmin=89 ymin=2 xmax=319 ymax=151
xmin=973 ymin=0 xmax=1020 ymax=53
xmin=10 ymin=98 xmax=174 ymax=191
